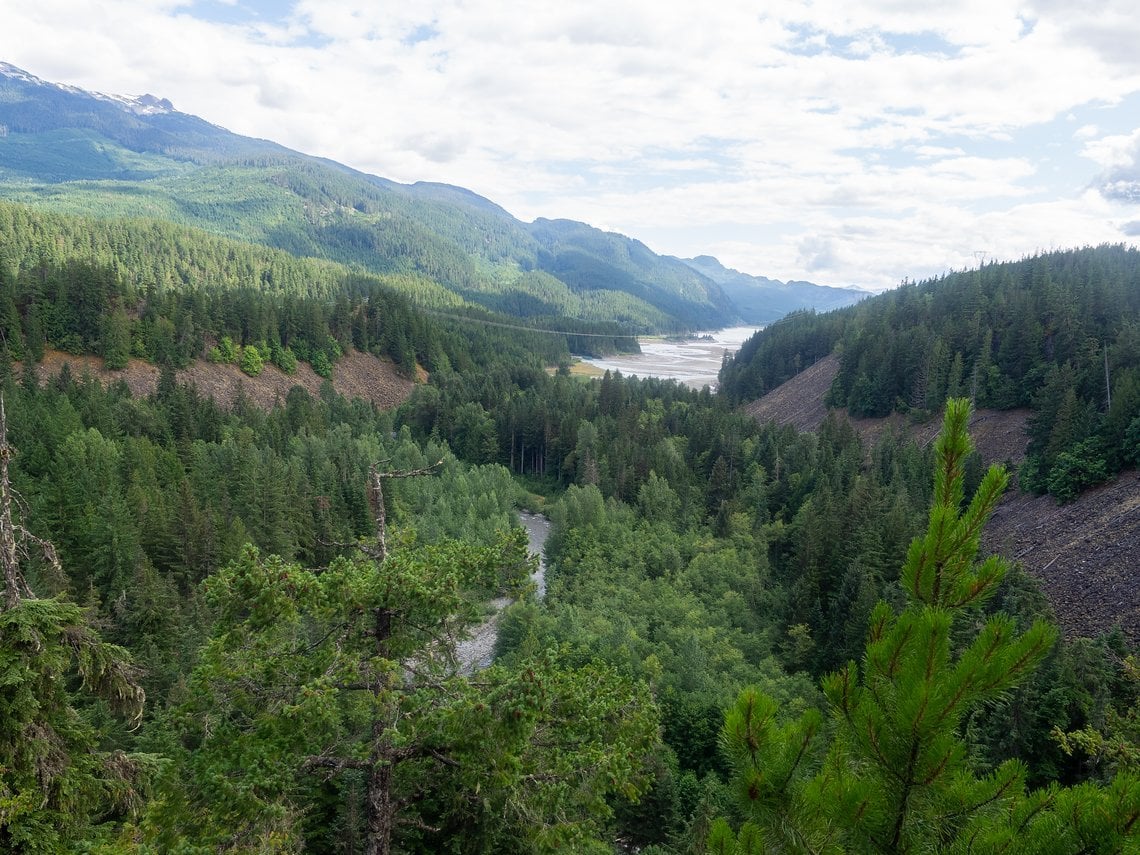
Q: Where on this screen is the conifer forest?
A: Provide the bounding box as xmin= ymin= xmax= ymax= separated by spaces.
xmin=0 ymin=63 xmax=1139 ymax=855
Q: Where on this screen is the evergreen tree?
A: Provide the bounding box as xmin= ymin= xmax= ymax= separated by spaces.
xmin=0 ymin=399 xmax=152 ymax=852
xmin=101 ymin=305 xmax=132 ymax=370
xmin=715 ymin=399 xmax=1140 ymax=853
xmin=145 ymin=467 xmax=657 ymax=854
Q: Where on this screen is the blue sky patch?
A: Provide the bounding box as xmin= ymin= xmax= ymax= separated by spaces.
xmin=186 ymin=0 xmax=293 ymax=27
xmin=403 ymin=23 xmax=439 ymax=46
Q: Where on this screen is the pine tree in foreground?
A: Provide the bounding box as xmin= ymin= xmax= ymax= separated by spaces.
xmin=714 ymin=398 xmax=1140 ymax=854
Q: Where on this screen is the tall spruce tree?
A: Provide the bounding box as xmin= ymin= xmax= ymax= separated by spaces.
xmin=714 ymin=399 xmax=1140 ymax=853
xmin=0 ymin=398 xmax=152 ymax=852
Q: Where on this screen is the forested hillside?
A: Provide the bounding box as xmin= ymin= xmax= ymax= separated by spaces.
xmin=0 ymin=64 xmax=742 ymax=333
xmin=1 ymin=61 xmax=1139 ymax=855
xmin=0 ymin=202 xmax=649 ymax=396
xmin=721 ymin=245 xmax=1140 ymax=501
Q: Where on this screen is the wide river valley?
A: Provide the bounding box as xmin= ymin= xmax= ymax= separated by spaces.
xmin=458 ymin=328 xmax=762 ymax=671
xmin=582 ymin=325 xmax=761 ymax=389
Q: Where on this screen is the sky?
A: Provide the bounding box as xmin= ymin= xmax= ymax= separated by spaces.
xmin=3 ymin=1 xmax=1140 ymax=292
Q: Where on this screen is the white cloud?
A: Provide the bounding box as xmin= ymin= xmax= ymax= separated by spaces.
xmin=1025 ymin=0 xmax=1140 ymax=72
xmin=1 ymin=0 xmax=1139 ymax=291
xmin=910 ymin=145 xmax=968 ymax=159
xmin=1081 ymin=129 xmax=1140 ymax=170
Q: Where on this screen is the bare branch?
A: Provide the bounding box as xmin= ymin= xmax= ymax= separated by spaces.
xmin=424 ymin=748 xmax=460 ymax=769
xmin=367 ymin=459 xmax=445 ymax=563
xmin=395 ymin=815 xmax=441 ymax=833
xmin=0 ymin=394 xmax=29 ymax=610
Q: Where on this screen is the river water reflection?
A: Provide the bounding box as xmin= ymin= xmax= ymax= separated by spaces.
xmin=582 ymin=326 xmax=761 ymax=390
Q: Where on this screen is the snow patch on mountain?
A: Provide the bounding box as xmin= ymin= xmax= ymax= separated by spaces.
xmin=0 ymin=62 xmax=175 ymax=115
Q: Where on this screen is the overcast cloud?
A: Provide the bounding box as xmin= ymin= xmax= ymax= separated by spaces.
xmin=3 ymin=0 xmax=1140 ymax=290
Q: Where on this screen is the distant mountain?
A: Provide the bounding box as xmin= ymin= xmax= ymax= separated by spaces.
xmin=679 ymin=255 xmax=864 ymax=323
xmin=0 ymin=62 xmax=740 ymax=332
xmin=0 ymin=62 xmax=860 ymax=334
xmin=0 ymin=61 xmax=293 ymax=171
xmin=528 ymin=220 xmax=738 ymax=330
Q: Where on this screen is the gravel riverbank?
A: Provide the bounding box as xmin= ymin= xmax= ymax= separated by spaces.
xmin=455 ymin=512 xmax=549 ymax=673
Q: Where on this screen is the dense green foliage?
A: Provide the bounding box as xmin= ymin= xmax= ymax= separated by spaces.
xmin=0 ymin=594 xmax=153 ymax=854
xmin=145 ymin=536 xmax=658 ymax=854
xmin=712 ymin=401 xmax=1140 ymax=853
xmin=440 ymin=372 xmax=1136 ymax=850
xmin=0 ymin=202 xmax=646 ymax=380
xmin=721 ymin=246 xmax=1140 ymax=500
xmin=0 ymin=397 xmax=154 ymax=854
xmin=0 ymin=327 xmax=1135 ymax=850
xmin=0 ymin=370 xmax=666 ymax=851
xmin=406 ymin=365 xmax=928 ymax=683
xmin=1 ymin=67 xmax=1138 ymax=852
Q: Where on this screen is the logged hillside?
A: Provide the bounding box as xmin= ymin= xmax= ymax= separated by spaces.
xmin=742 ymin=353 xmax=1031 ymax=465
xmin=725 ymin=246 xmax=1140 ymax=504
xmin=743 ymin=349 xmax=1140 ymax=642
xmin=985 ymin=473 xmax=1140 ymax=644
xmin=29 ymin=347 xmax=415 ymax=411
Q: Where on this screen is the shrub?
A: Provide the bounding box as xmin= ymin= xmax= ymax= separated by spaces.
xmin=238 ymin=345 xmax=264 ymax=377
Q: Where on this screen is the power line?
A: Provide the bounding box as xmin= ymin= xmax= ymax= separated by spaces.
xmin=420 ymin=310 xmax=640 ymax=339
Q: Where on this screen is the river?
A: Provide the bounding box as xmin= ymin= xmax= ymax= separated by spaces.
xmin=455 ymin=512 xmax=550 ymax=673
xmin=582 ymin=325 xmax=761 ymax=390
xmin=455 ymin=328 xmax=763 ymax=671
xmin=454 ymin=325 xmax=761 ymax=672
xmin=518 ymin=511 xmax=549 ymax=598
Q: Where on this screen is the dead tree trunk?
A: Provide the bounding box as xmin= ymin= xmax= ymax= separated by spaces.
xmin=0 ymin=396 xmax=54 ymax=610
xmin=1105 ymin=342 xmax=1112 ymax=410
xmin=318 ymin=460 xmax=444 ymax=854
xmin=366 ymin=459 xmax=443 ymax=563
xmin=364 ymin=758 xmax=394 ymax=855
xmin=0 ymin=397 xmax=23 ymax=610
xmin=368 ymin=465 xmax=389 ymax=563
xmin=364 ymin=600 xmax=396 ymax=855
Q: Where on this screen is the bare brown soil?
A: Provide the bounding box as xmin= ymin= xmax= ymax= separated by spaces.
xmin=28 ymin=348 xmax=416 ymax=412
xmin=743 ymin=354 xmax=1140 ymax=643
xmin=985 ymin=475 xmax=1140 ymax=644
xmin=743 ymin=354 xmax=839 ymax=433
xmin=741 ymin=354 xmax=1029 ymax=465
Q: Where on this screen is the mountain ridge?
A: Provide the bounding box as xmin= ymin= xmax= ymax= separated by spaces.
xmin=0 ymin=61 xmax=850 ymax=333
xmin=679 ymin=254 xmax=865 ymax=323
